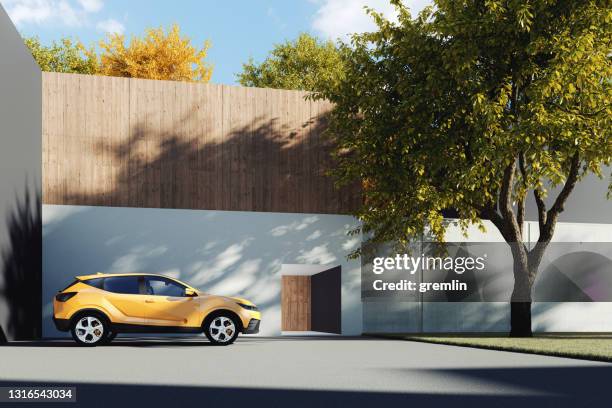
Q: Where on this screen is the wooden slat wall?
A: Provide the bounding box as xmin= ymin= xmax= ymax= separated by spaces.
xmin=42 ymin=72 xmax=360 ymax=214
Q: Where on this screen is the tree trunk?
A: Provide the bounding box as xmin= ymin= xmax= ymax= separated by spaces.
xmin=509 ymin=247 xmax=533 ymax=337
xmin=0 ymin=325 xmax=6 ymax=343
xmin=510 ymin=301 xmax=532 ymax=337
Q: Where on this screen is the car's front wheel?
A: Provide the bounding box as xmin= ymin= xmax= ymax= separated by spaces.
xmin=204 ymin=314 xmax=239 ymax=345
xmin=71 ymin=314 xmax=109 ymax=346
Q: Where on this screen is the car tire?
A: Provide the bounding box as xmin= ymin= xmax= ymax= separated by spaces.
xmin=101 ymin=330 xmax=117 ymax=345
xmin=71 ymin=313 xmax=109 ymax=346
xmin=204 ymin=313 xmax=239 ymax=345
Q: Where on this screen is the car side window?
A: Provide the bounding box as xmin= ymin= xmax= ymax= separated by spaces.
xmin=103 ymin=276 xmax=140 ymax=294
xmin=144 ymin=277 xmax=185 ymax=297
xmin=84 ymin=278 xmax=104 ymax=289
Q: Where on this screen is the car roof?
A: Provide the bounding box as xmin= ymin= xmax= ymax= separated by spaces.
xmin=72 ymin=273 xmax=200 ymax=292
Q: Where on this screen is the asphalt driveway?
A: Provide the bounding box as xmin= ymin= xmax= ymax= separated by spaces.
xmin=0 ymin=336 xmax=610 ymax=407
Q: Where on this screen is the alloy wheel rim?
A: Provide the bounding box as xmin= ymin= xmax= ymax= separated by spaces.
xmin=209 ymin=316 xmax=235 ymax=343
xmin=75 ymin=316 xmax=104 ymax=343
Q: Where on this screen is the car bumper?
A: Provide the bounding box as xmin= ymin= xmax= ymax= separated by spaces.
xmin=243 ymin=319 xmax=260 ymax=334
xmin=53 ymin=317 xmax=71 ymax=332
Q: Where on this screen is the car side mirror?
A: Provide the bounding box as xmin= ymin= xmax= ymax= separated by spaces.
xmin=185 ymin=288 xmax=197 ymax=297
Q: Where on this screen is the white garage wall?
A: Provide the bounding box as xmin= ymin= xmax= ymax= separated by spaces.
xmin=363 ymin=220 xmax=612 ymax=333
xmin=530 ymin=221 xmax=612 ymax=332
xmin=421 ymin=220 xmax=512 ymax=333
xmin=44 ymin=204 xmax=612 ymax=336
xmin=42 ymin=205 xmax=362 ymax=338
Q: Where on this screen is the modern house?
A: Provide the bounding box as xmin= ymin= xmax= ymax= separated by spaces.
xmin=1 ymin=5 xmax=611 ymax=340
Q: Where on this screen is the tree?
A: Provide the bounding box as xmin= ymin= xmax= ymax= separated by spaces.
xmin=316 ymin=0 xmax=611 ymax=336
xmin=98 ymin=24 xmax=213 ymax=82
xmin=24 ymin=37 xmax=97 ymax=74
xmin=237 ymin=33 xmax=345 ymax=91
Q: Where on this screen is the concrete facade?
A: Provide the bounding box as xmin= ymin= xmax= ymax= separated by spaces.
xmin=43 ymin=204 xmax=612 ymax=337
xmin=362 ymin=220 xmax=612 ymax=334
xmin=0 ymin=5 xmax=42 ymax=340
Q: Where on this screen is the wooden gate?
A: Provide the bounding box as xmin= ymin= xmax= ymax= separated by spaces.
xmin=281 ymin=276 xmax=311 ymax=331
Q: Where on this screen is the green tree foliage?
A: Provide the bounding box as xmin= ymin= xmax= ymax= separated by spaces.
xmin=237 ymin=33 xmax=345 ymax=91
xmin=316 ymin=0 xmax=611 ymax=336
xmin=24 ymin=37 xmax=98 ymax=74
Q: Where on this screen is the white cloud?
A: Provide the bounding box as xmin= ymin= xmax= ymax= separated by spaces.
xmin=311 ymin=0 xmax=432 ymax=41
xmin=96 ymin=17 xmax=124 ymax=34
xmin=2 ymin=0 xmax=54 ymax=25
xmin=57 ymin=0 xmax=79 ymax=25
xmin=1 ymin=0 xmax=106 ymax=27
xmin=77 ymin=0 xmax=101 ymax=12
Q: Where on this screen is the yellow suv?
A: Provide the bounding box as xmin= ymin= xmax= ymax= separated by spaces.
xmin=53 ymin=273 xmax=260 ymax=346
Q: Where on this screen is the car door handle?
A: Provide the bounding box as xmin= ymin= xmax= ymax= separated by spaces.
xmin=145 ymin=299 xmax=155 ymax=303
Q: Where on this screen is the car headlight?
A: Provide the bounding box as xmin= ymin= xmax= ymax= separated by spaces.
xmin=236 ymin=302 xmax=258 ymax=311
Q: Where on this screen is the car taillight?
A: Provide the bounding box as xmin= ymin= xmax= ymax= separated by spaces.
xmin=55 ymin=292 xmax=77 ymax=302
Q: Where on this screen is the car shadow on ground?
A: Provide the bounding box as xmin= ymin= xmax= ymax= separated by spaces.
xmin=0 ymin=338 xmax=213 ymax=348
xmin=0 ymin=335 xmax=380 ymax=347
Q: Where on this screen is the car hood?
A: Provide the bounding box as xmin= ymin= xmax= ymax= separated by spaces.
xmin=228 ymin=296 xmax=255 ymax=306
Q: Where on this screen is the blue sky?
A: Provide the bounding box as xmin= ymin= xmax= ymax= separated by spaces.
xmin=0 ymin=0 xmax=430 ymax=85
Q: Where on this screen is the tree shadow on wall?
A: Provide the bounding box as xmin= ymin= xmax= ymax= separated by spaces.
xmin=1 ymin=188 xmax=42 ymax=340
xmin=58 ymin=106 xmax=360 ymax=214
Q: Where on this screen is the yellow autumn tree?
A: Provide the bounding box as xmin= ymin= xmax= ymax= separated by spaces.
xmin=98 ymin=24 xmax=213 ymax=82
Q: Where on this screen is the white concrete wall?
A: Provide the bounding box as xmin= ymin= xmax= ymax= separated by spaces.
xmin=0 ymin=4 xmax=42 ymax=340
xmin=42 ymin=207 xmax=612 ymax=336
xmin=420 ymin=221 xmax=511 ymax=332
xmin=530 ymin=221 xmax=612 ymax=332
xmin=363 ymin=221 xmax=513 ymax=333
xmin=363 ymin=220 xmax=612 ymax=333
xmin=42 ymin=205 xmax=362 ymax=338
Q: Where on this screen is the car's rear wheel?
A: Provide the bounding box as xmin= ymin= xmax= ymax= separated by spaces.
xmin=71 ymin=314 xmax=108 ymax=346
xmin=204 ymin=314 xmax=239 ymax=345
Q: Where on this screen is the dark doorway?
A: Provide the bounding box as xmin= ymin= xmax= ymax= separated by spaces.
xmin=311 ymin=266 xmax=341 ymax=334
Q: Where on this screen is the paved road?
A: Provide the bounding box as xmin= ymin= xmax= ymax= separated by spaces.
xmin=0 ymin=336 xmax=610 ymax=407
